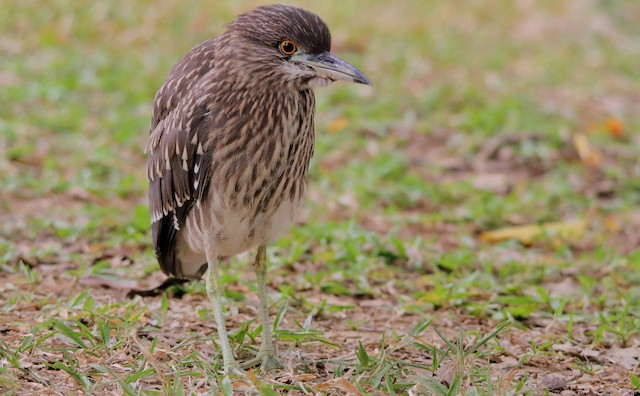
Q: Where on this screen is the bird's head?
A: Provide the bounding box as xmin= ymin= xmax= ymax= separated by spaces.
xmin=223 ymin=4 xmax=372 ymax=90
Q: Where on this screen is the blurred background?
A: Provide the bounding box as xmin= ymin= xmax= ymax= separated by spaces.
xmin=1 ymin=0 xmax=639 ymax=393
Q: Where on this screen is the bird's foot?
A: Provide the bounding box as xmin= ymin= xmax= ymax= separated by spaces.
xmin=240 ymin=349 xmax=284 ymax=372
xmin=224 ymin=363 xmax=245 ymax=377
xmin=220 ymin=354 xmax=245 ymax=377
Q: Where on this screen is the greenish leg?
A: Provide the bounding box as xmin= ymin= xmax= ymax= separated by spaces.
xmin=240 ymin=245 xmax=284 ymax=371
xmin=204 ymin=243 xmax=240 ymax=375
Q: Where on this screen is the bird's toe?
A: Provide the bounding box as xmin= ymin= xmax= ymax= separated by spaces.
xmin=240 ymin=350 xmax=284 ymax=372
xmin=226 ymin=364 xmax=245 ymax=378
xmin=260 ymin=353 xmax=284 ymax=372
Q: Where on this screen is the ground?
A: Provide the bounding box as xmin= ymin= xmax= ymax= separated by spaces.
xmin=1 ymin=1 xmax=639 ymax=395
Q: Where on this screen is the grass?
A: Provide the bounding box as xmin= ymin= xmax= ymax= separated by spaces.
xmin=1 ymin=0 xmax=640 ymax=394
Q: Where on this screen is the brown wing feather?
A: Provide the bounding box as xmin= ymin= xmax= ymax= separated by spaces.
xmin=146 ymin=38 xmax=218 ymax=278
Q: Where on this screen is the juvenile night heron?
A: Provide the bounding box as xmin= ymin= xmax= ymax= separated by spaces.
xmin=145 ymin=4 xmax=371 ymax=373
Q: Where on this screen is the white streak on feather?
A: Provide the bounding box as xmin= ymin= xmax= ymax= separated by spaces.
xmin=182 ymin=146 xmax=188 ymax=160
xmin=164 ymin=145 xmax=171 ymax=170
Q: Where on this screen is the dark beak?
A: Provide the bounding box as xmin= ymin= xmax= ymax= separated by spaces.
xmin=291 ymin=51 xmax=373 ymax=86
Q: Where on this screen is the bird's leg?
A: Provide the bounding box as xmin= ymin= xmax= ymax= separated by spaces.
xmin=241 ymin=245 xmax=284 ymax=371
xmin=204 ymin=243 xmax=240 ymax=375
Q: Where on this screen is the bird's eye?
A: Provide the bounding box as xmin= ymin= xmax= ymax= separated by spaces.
xmin=278 ymin=40 xmax=297 ymax=56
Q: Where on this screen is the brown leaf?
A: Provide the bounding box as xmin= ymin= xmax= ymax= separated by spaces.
xmin=540 ymin=374 xmax=569 ymax=390
xmin=547 ymin=277 xmax=581 ymax=298
xmin=553 ymin=342 xmax=581 ymax=356
xmin=434 ymin=362 xmax=457 ymax=388
xmin=330 ymin=377 xmax=363 ymax=395
xmin=602 ymin=344 xmax=640 ymax=370
xmin=472 ymin=172 xmax=509 ymax=193
xmin=580 ymin=348 xmax=607 ymax=365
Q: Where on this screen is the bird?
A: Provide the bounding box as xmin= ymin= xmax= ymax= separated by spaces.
xmin=145 ymin=4 xmax=371 ymax=374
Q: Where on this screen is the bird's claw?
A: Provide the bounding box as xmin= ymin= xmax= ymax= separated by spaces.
xmin=224 ymin=363 xmax=245 ymax=377
xmin=240 ymin=350 xmax=284 ymax=372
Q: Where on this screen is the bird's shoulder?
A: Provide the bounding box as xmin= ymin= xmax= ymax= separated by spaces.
xmin=150 ymin=37 xmax=220 ymax=131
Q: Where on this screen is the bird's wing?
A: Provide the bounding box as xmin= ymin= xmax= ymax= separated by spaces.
xmin=146 ymin=39 xmax=217 ymax=278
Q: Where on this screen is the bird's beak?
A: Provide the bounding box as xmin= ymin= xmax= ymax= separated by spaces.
xmin=291 ymin=52 xmax=373 ymax=86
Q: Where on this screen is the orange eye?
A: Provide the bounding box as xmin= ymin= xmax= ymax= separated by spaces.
xmin=278 ymin=40 xmax=297 ymax=56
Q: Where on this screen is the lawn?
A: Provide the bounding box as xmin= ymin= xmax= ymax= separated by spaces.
xmin=1 ymin=1 xmax=639 ymax=394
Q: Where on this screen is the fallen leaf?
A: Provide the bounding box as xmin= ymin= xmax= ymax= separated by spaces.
xmin=602 ymin=344 xmax=640 ymax=370
xmin=472 ymin=172 xmax=509 ymax=193
xmin=553 ymin=342 xmax=581 ymax=355
xmin=329 ymin=377 xmax=362 ymax=395
xmin=329 ymin=116 xmax=349 ymax=133
xmin=540 ymin=374 xmax=569 ymax=390
xmin=480 ymin=219 xmax=587 ymax=245
xmin=547 ymin=277 xmax=581 ymax=298
xmin=580 ymin=348 xmax=607 ymax=365
xmin=605 ymin=118 xmax=624 ymax=139
xmin=434 ymin=362 xmax=457 ymax=387
xmin=603 ymin=216 xmax=620 ymax=232
xmin=573 ymin=133 xmax=602 ymax=168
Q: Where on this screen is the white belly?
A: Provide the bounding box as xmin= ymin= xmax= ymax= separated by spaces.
xmin=175 ymin=194 xmax=302 ymax=277
xmin=217 ymin=198 xmax=299 ymax=256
